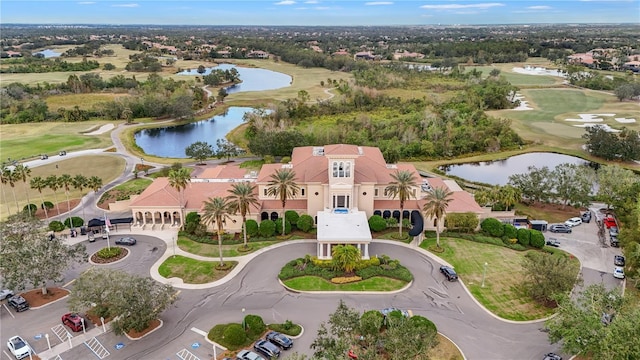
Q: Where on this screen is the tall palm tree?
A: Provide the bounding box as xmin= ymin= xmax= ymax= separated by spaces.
xmin=226 ymin=182 xmax=259 ymax=249
xmin=87 ymin=176 xmax=103 ymax=193
xmin=58 ymin=174 xmax=74 ymax=229
xmin=72 ymin=174 xmax=88 ymax=223
xmin=331 ymin=244 xmax=361 ymax=274
xmin=385 ymin=170 xmax=418 ymax=237
xmin=6 ymin=167 xmax=20 ymax=214
xmin=1 ymin=165 xmax=12 ymax=216
xmin=266 ymin=168 xmax=300 ymax=236
xmin=168 ymin=168 xmax=191 ymax=229
xmin=14 ymin=164 xmax=32 ymax=216
xmin=45 ymin=175 xmax=61 ymax=216
xmin=201 ymin=196 xmax=232 ymax=267
xmin=30 ymin=176 xmax=49 ymax=222
xmin=422 ymin=187 xmax=454 ymax=249
xmin=498 ymin=185 xmax=521 ymax=211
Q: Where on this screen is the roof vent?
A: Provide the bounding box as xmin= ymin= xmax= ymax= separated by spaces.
xmin=282 ymin=164 xmax=293 ymax=169
xmin=386 ymin=164 xmax=398 ymax=169
xmin=313 ymin=146 xmax=325 ymax=156
xmin=357 ymin=146 xmax=363 ymax=155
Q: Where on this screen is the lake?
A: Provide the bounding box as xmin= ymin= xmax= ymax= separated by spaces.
xmin=134 ymin=107 xmax=253 ymax=158
xmin=33 ymin=49 xmax=61 ymax=58
xmin=439 ymin=152 xmax=591 ymax=185
xmin=177 ymin=63 xmax=292 ymax=93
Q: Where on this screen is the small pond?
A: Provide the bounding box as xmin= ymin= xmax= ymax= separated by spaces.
xmin=134 ymin=107 xmax=253 ymax=158
xmin=33 ymin=49 xmax=61 ymax=58
xmin=177 ymin=64 xmax=292 ymax=93
xmin=439 ymin=152 xmax=591 ymax=185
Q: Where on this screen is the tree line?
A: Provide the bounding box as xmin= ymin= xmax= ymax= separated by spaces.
xmin=0 ymin=57 xmax=100 ymax=73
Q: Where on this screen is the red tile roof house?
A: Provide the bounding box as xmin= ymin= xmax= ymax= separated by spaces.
xmin=129 ymin=145 xmax=485 ymax=259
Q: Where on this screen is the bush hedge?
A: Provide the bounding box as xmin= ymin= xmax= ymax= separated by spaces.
xmin=274 ymin=218 xmax=291 ymax=235
xmin=244 ymin=314 xmax=266 ymax=338
xmin=445 ymin=212 xmax=479 ymax=233
xmin=63 ymin=216 xmax=84 ymax=228
xmin=279 ymin=256 xmax=413 ymax=282
xmin=368 ymin=215 xmax=387 ymax=232
xmin=297 ymin=214 xmax=314 ymax=232
xmin=41 ymin=201 xmax=54 ymax=210
xmin=23 ymin=204 xmax=37 ymax=213
xmin=503 ymin=223 xmax=517 ymax=239
xmin=517 ymin=228 xmax=531 ymax=246
xmin=245 ymin=219 xmax=259 ymax=237
xmin=481 ymin=218 xmax=504 ymax=237
xmin=410 ymin=315 xmax=437 ymax=335
xmin=530 ymin=230 xmax=545 ymax=248
xmin=259 ymin=219 xmax=276 ymax=237
xmin=284 ymin=210 xmax=299 ymax=226
xmin=222 ymin=324 xmax=246 ymax=346
xmin=268 ymin=321 xmax=302 ymax=336
xmin=96 ymin=247 xmax=122 ymax=259
xmin=49 ymin=220 xmax=65 ymax=232
xmin=360 ymin=310 xmax=384 ymax=335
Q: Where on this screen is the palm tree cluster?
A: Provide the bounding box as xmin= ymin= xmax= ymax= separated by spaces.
xmin=1 ymin=164 xmax=102 ymax=225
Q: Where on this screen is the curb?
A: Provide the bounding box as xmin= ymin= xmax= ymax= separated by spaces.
xmin=29 ymin=292 xmax=70 ymax=310
xmin=125 ymin=319 xmax=163 ymax=341
xmin=438 ymin=332 xmax=467 ymax=360
xmin=278 ymin=278 xmax=413 ymax=295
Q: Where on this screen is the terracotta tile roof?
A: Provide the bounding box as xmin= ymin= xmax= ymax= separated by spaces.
xmin=259 ymin=199 xmax=309 ymax=210
xmin=195 ymin=164 xmax=251 ymax=180
xmin=129 ymin=178 xmax=180 ymax=207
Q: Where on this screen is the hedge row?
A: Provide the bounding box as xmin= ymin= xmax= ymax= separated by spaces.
xmin=279 ymin=256 xmax=413 ymax=283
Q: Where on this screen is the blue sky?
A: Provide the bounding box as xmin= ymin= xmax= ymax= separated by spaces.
xmin=1 ymin=1 xmax=638 ymax=25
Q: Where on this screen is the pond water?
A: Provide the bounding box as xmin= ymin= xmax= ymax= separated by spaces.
xmin=177 ymin=64 xmax=292 ymax=93
xmin=134 ymin=107 xmax=253 ymax=158
xmin=439 ymin=152 xmax=590 ymax=185
xmin=33 ymin=49 xmax=61 ymax=58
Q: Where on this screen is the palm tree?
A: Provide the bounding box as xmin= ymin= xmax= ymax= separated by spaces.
xmin=385 ymin=170 xmax=418 ymax=237
xmin=168 ymin=168 xmax=191 ymax=229
xmin=226 ymin=182 xmax=259 ymax=250
xmin=45 ymin=175 xmax=61 ymax=216
xmin=30 ymin=176 xmax=49 ymax=222
xmin=201 ymin=196 xmax=232 ymax=267
xmin=498 ymin=185 xmax=521 ymax=211
xmin=331 ymin=244 xmax=361 ymax=274
xmin=6 ymin=167 xmax=20 ymax=214
xmin=266 ymin=168 xmax=300 ymax=236
xmin=72 ymin=174 xmax=88 ymax=223
xmin=14 ymin=164 xmax=32 ymax=216
xmin=87 ymin=176 xmax=103 ymax=194
xmin=1 ymin=165 xmax=12 ymax=216
xmin=58 ymin=174 xmax=74 ymax=229
xmin=423 ymin=187 xmax=454 ymax=249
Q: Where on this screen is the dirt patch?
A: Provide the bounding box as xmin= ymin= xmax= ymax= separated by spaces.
xmin=127 ymin=319 xmax=162 ymax=339
xmin=20 ymin=287 xmax=70 ymax=308
xmin=33 ymin=199 xmax=82 ymax=220
xmin=86 ymin=309 xmax=114 ymax=327
xmin=90 ymin=247 xmax=129 ymax=264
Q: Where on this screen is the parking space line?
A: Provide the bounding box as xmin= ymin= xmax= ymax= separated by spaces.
xmin=190 ymin=327 xmax=207 ymax=337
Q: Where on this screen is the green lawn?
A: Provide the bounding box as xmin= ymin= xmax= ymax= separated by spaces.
xmin=420 ymin=237 xmax=576 ymax=321
xmin=282 ymin=276 xmax=407 ymax=291
xmin=177 ymin=236 xmax=281 ymax=257
xmin=158 ymin=255 xmax=237 ymax=284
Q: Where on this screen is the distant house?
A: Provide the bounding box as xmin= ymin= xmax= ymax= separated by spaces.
xmin=393 ymin=50 xmax=424 ymax=60
xmin=247 ymin=50 xmax=269 ymax=59
xmin=354 ymin=51 xmax=376 ymax=61
xmin=567 ymin=53 xmax=594 ymax=66
xmin=2 ymin=51 xmax=22 ymax=58
xmin=332 ymin=49 xmax=350 ymax=56
xmin=623 ymin=60 xmax=640 ymax=72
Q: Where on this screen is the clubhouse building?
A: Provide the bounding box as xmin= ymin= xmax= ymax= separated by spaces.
xmin=129 ymin=144 xmax=484 ymax=259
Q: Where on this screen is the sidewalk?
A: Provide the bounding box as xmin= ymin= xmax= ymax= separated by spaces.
xmin=38 ymin=323 xmax=111 ymax=360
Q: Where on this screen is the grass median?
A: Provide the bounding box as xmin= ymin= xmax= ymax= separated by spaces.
xmin=177 ymin=236 xmax=283 ymax=257
xmin=421 ymin=237 xmax=578 ymax=321
xmin=282 ymin=276 xmax=407 ymax=292
xmin=158 ymin=255 xmax=237 ymax=284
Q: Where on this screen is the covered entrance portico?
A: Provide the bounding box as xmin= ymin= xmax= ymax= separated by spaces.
xmin=316 ymin=208 xmax=372 ymax=260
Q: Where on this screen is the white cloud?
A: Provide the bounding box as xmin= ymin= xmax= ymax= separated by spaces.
xmin=304 ymin=0 xmax=319 ymax=3
xmin=365 ymin=1 xmax=394 ymax=5
xmin=77 ymin=1 xmax=95 ymax=4
xmin=527 ymin=5 xmax=551 ymax=9
xmin=420 ymin=3 xmax=505 ymax=10
xmin=315 ymin=6 xmax=331 ymax=10
xmin=111 ymin=3 xmax=139 ymax=7
xmin=275 ymin=0 xmax=296 ymax=5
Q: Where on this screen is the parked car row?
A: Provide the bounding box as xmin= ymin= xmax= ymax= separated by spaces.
xmin=236 ymin=331 xmax=295 ymax=360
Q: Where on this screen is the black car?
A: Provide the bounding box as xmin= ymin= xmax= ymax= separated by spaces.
xmin=549 ymin=224 xmax=572 ymax=233
xmin=266 ymin=331 xmax=293 ymax=350
xmin=614 ymin=255 xmax=625 ymax=267
xmin=115 ymin=237 xmax=137 ymax=246
xmin=543 ymin=353 xmax=562 ymax=360
xmin=610 ymin=236 xmax=620 ymax=247
xmin=254 ymin=339 xmax=281 ymax=358
xmin=440 ymin=265 xmax=458 ymax=281
xmin=581 ymin=211 xmax=591 ymax=223
xmin=8 ymin=295 xmax=29 ymax=312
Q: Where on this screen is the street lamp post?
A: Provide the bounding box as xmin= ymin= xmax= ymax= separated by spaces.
xmin=481 ymin=262 xmax=488 ymax=288
xmin=241 ymin=308 xmax=246 ymax=330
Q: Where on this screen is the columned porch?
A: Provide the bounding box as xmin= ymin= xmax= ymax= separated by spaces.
xmin=316 ymin=208 xmax=372 ymax=260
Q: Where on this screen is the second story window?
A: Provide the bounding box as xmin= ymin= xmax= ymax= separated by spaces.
xmin=332 ymin=161 xmax=351 ymax=178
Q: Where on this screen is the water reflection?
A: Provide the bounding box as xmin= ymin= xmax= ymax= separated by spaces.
xmin=177 ymin=64 xmax=291 ymax=93
xmin=440 ymin=152 xmax=592 ymax=185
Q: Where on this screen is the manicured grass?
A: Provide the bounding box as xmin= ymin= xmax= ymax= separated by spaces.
xmin=513 ymin=202 xmax=581 ymax=224
xmin=158 ymin=255 xmax=237 ymax=284
xmin=282 ymin=276 xmax=407 ymax=291
xmin=177 ymin=236 xmax=281 ymax=257
xmin=0 ymin=121 xmax=117 ymax=161
xmin=0 ymin=155 xmax=125 ymax=220
xmin=420 ymin=237 xmax=575 ymax=321
xmin=98 ymin=178 xmax=153 ymax=204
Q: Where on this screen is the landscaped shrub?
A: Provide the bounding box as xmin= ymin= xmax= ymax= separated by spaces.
xmin=97 ymin=247 xmax=122 ymax=259
xmin=530 ymin=230 xmax=545 ymax=248
xmin=503 ymin=223 xmax=517 ymax=239
xmin=23 ymin=204 xmax=37 ymax=213
xmin=245 ymin=219 xmax=259 ymax=237
xmin=63 ymin=216 xmax=84 ymax=228
xmin=49 ymin=220 xmax=65 ymax=232
xmin=356 ymin=263 xmax=413 ymax=282
xmin=280 ymin=156 xmax=291 ymax=163
xmin=410 ymin=315 xmax=437 ymax=336
xmin=222 ymin=324 xmax=246 ymax=346
xmin=354 ymin=257 xmax=381 ymax=271
xmin=481 ymin=218 xmax=504 ymax=237
xmin=244 ymin=314 xmax=266 ymax=338
xmin=263 ymin=155 xmax=274 ymax=164
xmin=368 ymin=215 xmax=387 ymax=232
xmin=297 ymin=215 xmax=314 ymax=232
xmin=185 ymin=212 xmax=201 ymax=234
xmin=330 ymin=276 xmax=362 ymax=284
xmin=445 ymin=212 xmax=479 ymax=233
xmin=41 ymin=201 xmax=54 ymax=210
xmin=517 ymin=228 xmax=531 ymax=246
xmin=259 ymin=220 xmax=276 ymax=237
xmin=275 ymin=218 xmax=292 ymax=235
xmin=285 ymin=210 xmax=299 ymax=226
xmin=268 ymin=321 xmax=302 ymax=336
xmin=386 ymin=217 xmax=398 ymax=227
xmin=360 ymin=310 xmax=384 ymax=335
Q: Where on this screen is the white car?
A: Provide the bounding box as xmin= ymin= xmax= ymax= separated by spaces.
xmin=0 ymin=289 xmax=15 ymax=300
xmin=564 ymin=217 xmax=583 ymax=227
xmin=613 ymin=267 xmax=625 ymax=279
xmin=7 ymin=336 xmax=32 ymax=359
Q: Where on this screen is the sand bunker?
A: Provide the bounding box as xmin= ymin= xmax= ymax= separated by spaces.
xmin=512 ymin=92 xmax=533 ymax=111
xmin=512 ymin=66 xmax=566 ymax=78
xmin=615 ymin=118 xmax=636 ymax=123
xmin=565 ymin=113 xmax=620 ymax=122
xmin=85 ymin=123 xmax=115 ymax=135
xmin=573 ymin=123 xmax=621 ymax=133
